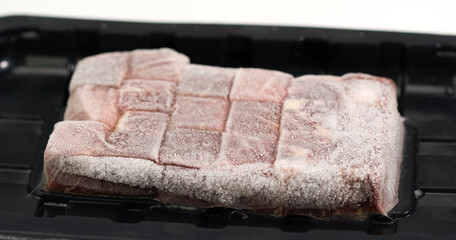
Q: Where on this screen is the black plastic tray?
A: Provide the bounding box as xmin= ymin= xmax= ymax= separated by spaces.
xmin=0 ymin=16 xmax=455 ymax=239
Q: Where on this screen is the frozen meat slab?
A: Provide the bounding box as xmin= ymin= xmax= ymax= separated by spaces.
xmin=44 ymin=48 xmax=403 ymax=216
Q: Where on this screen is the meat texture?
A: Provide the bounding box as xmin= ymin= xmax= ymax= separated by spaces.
xmin=45 ymin=48 xmax=403 ymax=216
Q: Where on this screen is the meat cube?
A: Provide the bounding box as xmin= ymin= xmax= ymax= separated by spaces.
xmin=69 ymin=52 xmax=128 ymax=91
xmin=129 ymin=48 xmax=189 ymax=69
xmin=128 ymin=63 xmax=185 ymax=82
xmin=107 ymin=130 xmax=164 ymax=161
xmin=226 ymin=101 xmax=282 ymax=135
xmin=45 ymin=120 xmax=166 ymax=162
xmin=128 ymin=48 xmax=189 ymax=82
xmin=286 ymin=77 xmax=341 ymax=116
xmin=229 ymin=68 xmax=292 ymax=103
xmin=281 ymin=98 xmax=343 ymax=132
xmin=280 ymin=101 xmax=315 ymax=132
xmin=218 ymin=133 xmax=278 ymax=165
xmin=178 ymin=64 xmax=236 ymax=98
xmin=287 ymin=75 xmax=342 ymax=99
xmin=342 ymin=73 xmax=397 ymax=107
xmin=64 ymin=85 xmax=119 ymax=128
xmin=44 ymin=121 xmax=112 ymax=159
xmin=109 ymin=111 xmax=170 ymax=161
xmin=118 ymin=80 xmax=176 ymax=113
xmin=276 ymin=130 xmax=336 ymax=168
xmin=116 ymin=111 xmax=169 ymax=132
xmin=170 ymin=96 xmax=229 ymax=132
xmin=159 ymin=128 xmax=221 ymax=168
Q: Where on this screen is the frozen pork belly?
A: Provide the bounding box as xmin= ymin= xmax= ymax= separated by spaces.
xmin=44 ymin=48 xmax=404 ymax=216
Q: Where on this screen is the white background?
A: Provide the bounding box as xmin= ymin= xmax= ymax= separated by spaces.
xmin=1 ymin=0 xmax=456 ymax=36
